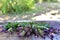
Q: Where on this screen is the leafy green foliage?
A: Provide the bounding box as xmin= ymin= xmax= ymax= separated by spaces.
xmin=4 ymin=22 xmax=19 ymax=30
xmin=19 ymin=22 xmax=30 ymax=27
xmin=32 ymin=22 xmax=50 ymax=29
xmin=0 ymin=0 xmax=35 ymax=14
xmin=43 ymin=0 xmax=57 ymax=2
xmin=1 ymin=0 xmax=7 ymax=14
xmin=3 ymin=22 xmax=50 ymax=37
xmin=4 ymin=22 xmax=12 ymax=30
xmin=4 ymin=22 xmax=50 ymax=30
xmin=34 ymin=0 xmax=57 ymax=2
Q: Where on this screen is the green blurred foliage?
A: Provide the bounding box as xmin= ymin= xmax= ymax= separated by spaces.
xmin=4 ymin=22 xmax=50 ymax=30
xmin=0 ymin=0 xmax=35 ymax=14
xmin=34 ymin=0 xmax=57 ymax=3
xmin=0 ymin=0 xmax=58 ymax=14
xmin=4 ymin=22 xmax=19 ymax=30
xmin=32 ymin=22 xmax=50 ymax=29
xmin=4 ymin=22 xmax=50 ymax=35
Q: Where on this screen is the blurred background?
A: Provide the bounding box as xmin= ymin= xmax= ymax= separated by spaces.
xmin=0 ymin=0 xmax=60 ymax=21
xmin=0 ymin=0 xmax=60 ymax=40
